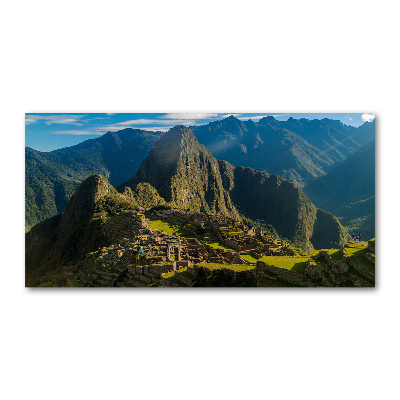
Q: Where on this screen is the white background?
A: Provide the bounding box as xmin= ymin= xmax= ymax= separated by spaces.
xmin=1 ymin=1 xmax=399 ymax=399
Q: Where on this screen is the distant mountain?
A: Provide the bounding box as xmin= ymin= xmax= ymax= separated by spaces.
xmin=347 ymin=121 xmax=376 ymax=146
xmin=190 ymin=116 xmax=374 ymax=187
xmin=276 ymin=117 xmax=363 ymax=161
xmin=118 ymin=126 xmax=349 ymax=251
xmin=304 ymin=139 xmax=375 ymax=239
xmin=25 ymin=128 xmax=163 ymax=229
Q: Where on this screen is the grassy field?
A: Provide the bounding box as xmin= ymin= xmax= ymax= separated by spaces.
xmin=196 ymin=263 xmax=255 ymax=272
xmin=147 ymin=219 xmax=193 ymax=237
xmin=203 ymin=237 xmax=235 ymax=251
xmin=241 ymin=253 xmax=309 ymax=271
xmin=259 ymin=256 xmax=309 ymax=272
xmin=240 ymin=254 xmax=258 ymax=263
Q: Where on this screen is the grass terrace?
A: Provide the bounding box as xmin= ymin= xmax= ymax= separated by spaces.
xmin=196 ymin=263 xmax=255 ymax=272
xmin=241 ymin=253 xmax=309 ymax=272
xmin=146 ymin=219 xmax=193 ymax=238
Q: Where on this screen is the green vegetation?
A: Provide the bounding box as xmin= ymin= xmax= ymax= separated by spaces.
xmin=95 ymin=192 xmax=137 ymax=215
xmin=25 ymin=129 xmax=162 ymax=229
xmin=26 ymin=121 xmax=374 ymax=287
xmin=118 ymin=126 xmax=240 ymax=219
xmin=147 ymin=218 xmax=236 ymax=251
xmin=147 ymin=219 xmax=193 ymax=238
xmin=203 ymin=240 xmax=234 ymax=252
xmin=304 ymin=139 xmax=375 ymax=240
xmin=190 ymin=116 xmax=371 ymax=188
xmin=196 ymin=263 xmax=255 ymax=272
xmin=123 ymin=183 xmax=167 ymax=209
xmin=240 ymin=254 xmax=258 ymax=263
xmin=344 ymin=242 xmax=375 ymax=270
xmin=258 ymin=256 xmax=309 ymax=272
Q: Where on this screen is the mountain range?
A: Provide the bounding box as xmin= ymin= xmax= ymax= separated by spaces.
xmin=25 ymin=128 xmax=162 ymax=229
xmin=25 ymin=115 xmax=375 ymax=238
xmin=190 ymin=116 xmax=374 ymax=185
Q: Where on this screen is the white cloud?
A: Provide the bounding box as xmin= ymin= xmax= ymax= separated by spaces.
xmin=143 ymin=126 xmax=172 ymax=132
xmin=163 ymin=113 xmax=242 ymax=121
xmin=361 ymin=113 xmax=375 ymax=122
xmin=237 ymin=114 xmax=288 ymax=121
xmin=347 ymin=117 xmax=353 ymax=121
xmin=96 ymin=120 xmax=198 ymax=131
xmin=25 ymin=114 xmax=86 ymax=125
xmin=51 ymin=126 xmax=169 ymax=135
xmin=238 ymin=115 xmax=267 ymax=121
xmin=51 ymin=130 xmax=102 ymax=135
xmin=114 ymin=119 xmax=157 ymax=125
xmin=25 ymin=115 xmax=42 ymax=125
xmin=163 ymin=113 xmax=220 ymax=120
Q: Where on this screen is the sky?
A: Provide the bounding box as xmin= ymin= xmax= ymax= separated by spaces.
xmin=25 ymin=112 xmax=375 ymax=152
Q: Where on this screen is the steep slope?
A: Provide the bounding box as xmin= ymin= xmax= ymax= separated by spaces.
xmin=304 ymin=139 xmax=375 ymax=238
xmin=25 ymin=128 xmax=163 ymax=229
xmin=118 ymin=126 xmax=239 ymax=218
xmin=218 ymin=161 xmax=348 ymax=252
xmin=25 ymin=174 xmax=135 ymax=286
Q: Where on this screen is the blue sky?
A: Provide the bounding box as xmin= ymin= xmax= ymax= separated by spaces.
xmin=25 ymin=112 xmax=375 ymax=152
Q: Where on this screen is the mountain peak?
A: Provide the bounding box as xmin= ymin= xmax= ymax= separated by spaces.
xmin=118 ymin=127 xmax=238 ymax=217
xmin=164 ymin=125 xmax=194 ymax=138
xmin=258 ymin=116 xmax=277 ymax=124
xmin=222 ymin=115 xmax=240 ymax=123
xmin=59 ymin=174 xmax=112 ymax=234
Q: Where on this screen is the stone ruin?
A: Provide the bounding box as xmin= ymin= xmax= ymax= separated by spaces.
xmin=73 ymin=208 xmax=304 ymax=287
xmin=148 ymin=209 xmax=292 ymax=258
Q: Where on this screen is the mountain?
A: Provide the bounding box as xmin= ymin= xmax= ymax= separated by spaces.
xmin=25 ymin=174 xmax=141 ymax=286
xmin=304 ymin=139 xmax=375 ymax=239
xmin=118 ymin=126 xmax=349 ymax=251
xmin=277 ymin=117 xmax=363 ymax=162
xmin=118 ymin=126 xmax=239 ymax=218
xmin=347 ymin=121 xmax=376 ymax=146
xmin=26 ymin=175 xmax=111 ymax=285
xmin=25 ymin=128 xmax=163 ymax=230
xmin=189 ymin=116 xmax=374 ymax=187
xmin=189 ymin=116 xmax=334 ymax=186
